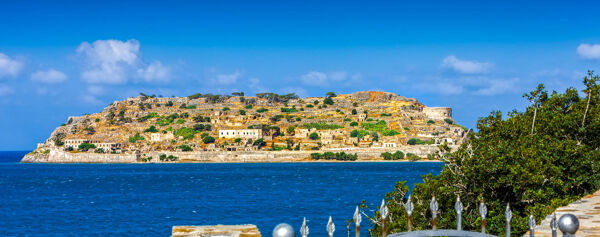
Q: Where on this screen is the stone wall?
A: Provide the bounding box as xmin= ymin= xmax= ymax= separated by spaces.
xmin=172 ymin=224 xmax=261 ymax=237
xmin=21 ymin=149 xmax=137 ymax=163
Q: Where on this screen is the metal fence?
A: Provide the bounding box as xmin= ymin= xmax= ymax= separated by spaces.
xmin=274 ymin=196 xmax=580 ymax=237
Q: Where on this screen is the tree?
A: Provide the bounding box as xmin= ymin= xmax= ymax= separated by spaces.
xmin=239 ymin=109 xmax=246 ymax=115
xmin=367 ymin=78 xmax=600 ymax=236
xmin=323 ymin=97 xmax=334 ymax=105
xmin=350 ymin=121 xmax=358 ymax=126
xmin=144 ymin=126 xmax=158 ymax=133
xmin=352 ymin=109 xmax=358 ymax=115
xmin=253 ymin=138 xmax=266 ymax=148
xmin=78 ymin=143 xmax=96 ymax=151
xmin=202 ymin=136 xmax=215 ymax=144
xmin=523 ymin=84 xmax=548 ymax=135
xmin=286 ymin=126 xmax=296 ymax=136
xmin=581 ymin=70 xmax=599 ymax=128
xmin=309 ymin=132 xmax=320 ymax=140
xmin=178 ymin=144 xmax=193 ymax=151
xmin=326 ymin=92 xmax=336 ymax=97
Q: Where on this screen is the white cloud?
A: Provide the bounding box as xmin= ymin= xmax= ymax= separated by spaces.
xmin=442 ymin=55 xmax=492 ymax=74
xmin=473 ymin=78 xmax=519 ymax=96
xmin=300 ymin=70 xmax=361 ymax=87
xmin=210 ymin=71 xmax=241 ymax=85
xmin=77 ymin=39 xmax=169 ymax=84
xmin=30 ymin=69 xmax=67 ymax=83
xmin=248 ymin=78 xmax=268 ymax=93
xmin=0 ymin=84 xmax=13 ymax=96
xmin=577 ymin=43 xmax=600 ymax=60
xmin=0 ymin=53 xmax=24 ymax=78
xmin=136 ymin=62 xmax=170 ymax=82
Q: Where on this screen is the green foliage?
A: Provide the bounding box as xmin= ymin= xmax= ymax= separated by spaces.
xmin=280 ymin=107 xmax=298 ymax=113
xmin=301 ymin=123 xmax=343 ymax=130
xmin=256 ymin=108 xmax=268 ymax=113
xmin=406 ymin=138 xmax=433 ymax=145
xmin=193 ymin=123 xmax=212 ymax=131
xmin=245 ymin=104 xmax=253 ymax=109
xmin=361 ymin=120 xmax=399 ymax=136
xmin=350 ymin=121 xmax=359 ymax=127
xmin=192 ymin=115 xmax=210 ymax=123
xmin=310 ymin=152 xmax=357 ymax=161
xmin=174 ymin=127 xmax=196 ymax=140
xmin=427 ymin=119 xmax=435 ymax=124
xmin=234 ymin=138 xmax=242 ymax=143
xmin=368 ymin=76 xmax=600 ymax=236
xmin=351 ymin=109 xmax=358 ymax=115
xmin=308 ymin=132 xmax=320 ymax=140
xmin=253 ymin=138 xmax=266 ymax=148
xmin=444 ymin=118 xmax=454 ymax=124
xmin=165 ymin=101 xmax=174 ymax=107
xmin=381 ymin=113 xmax=392 ymax=116
xmin=255 ymin=92 xmax=298 ymax=103
xmin=381 ymin=151 xmax=404 ymax=160
xmin=405 ymin=152 xmax=420 ymax=161
xmin=344 ymin=118 xmax=352 ymax=122
xmin=78 ymin=143 xmax=96 ymax=151
xmin=176 ymin=119 xmax=186 ymax=124
xmin=306 ymin=104 xmax=314 ymax=108
xmin=350 ymin=129 xmax=369 ymax=138
xmin=95 ymin=118 xmax=100 ymax=122
xmin=326 ymin=92 xmax=336 ymax=97
xmin=239 ymin=109 xmax=246 ymax=115
xmin=178 ymin=144 xmax=193 ymax=151
xmin=222 ymin=107 xmax=230 ymax=111
xmin=94 ymin=148 xmax=105 ymax=153
xmin=156 ymin=117 xmax=174 ymax=126
xmin=202 ymin=136 xmax=215 ymax=144
xmin=128 ymin=133 xmax=145 ymax=143
xmin=323 ymin=97 xmax=334 ymax=105
xmin=159 ymin=153 xmax=178 ymax=161
xmin=286 ymin=126 xmax=296 ymax=136
xmin=185 ymin=105 xmax=197 ymax=109
xmin=144 ymin=125 xmax=159 ymax=133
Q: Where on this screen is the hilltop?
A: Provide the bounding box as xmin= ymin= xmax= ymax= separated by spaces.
xmin=23 ymin=91 xmax=469 ymax=163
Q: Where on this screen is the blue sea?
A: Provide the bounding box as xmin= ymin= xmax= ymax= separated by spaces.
xmin=0 ymin=151 xmax=442 ymax=237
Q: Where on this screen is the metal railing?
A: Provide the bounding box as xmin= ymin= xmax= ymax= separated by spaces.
xmin=273 ymin=196 xmax=580 ymax=237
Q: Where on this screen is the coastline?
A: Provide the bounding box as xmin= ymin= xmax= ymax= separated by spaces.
xmin=20 ymin=148 xmax=444 ymax=164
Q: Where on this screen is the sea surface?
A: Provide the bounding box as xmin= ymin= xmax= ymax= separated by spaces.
xmin=0 ymin=151 xmax=442 ymax=237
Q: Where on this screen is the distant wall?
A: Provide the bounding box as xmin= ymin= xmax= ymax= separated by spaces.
xmin=423 ymin=107 xmax=452 ymax=120
xmin=21 ymin=150 xmax=137 ymax=163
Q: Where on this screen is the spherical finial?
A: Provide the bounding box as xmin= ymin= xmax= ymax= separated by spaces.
xmin=558 ymin=214 xmax=579 ymax=235
xmin=273 ymin=223 xmax=295 ymax=237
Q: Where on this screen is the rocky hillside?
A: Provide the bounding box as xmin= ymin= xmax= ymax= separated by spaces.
xmin=29 ymin=91 xmax=468 ymax=161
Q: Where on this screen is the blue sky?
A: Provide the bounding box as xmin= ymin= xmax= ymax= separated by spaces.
xmin=1 ymin=1 xmax=600 ymax=150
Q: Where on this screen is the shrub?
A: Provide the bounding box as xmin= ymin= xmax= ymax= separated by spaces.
xmin=310 ymin=152 xmax=357 ymax=161
xmin=351 ymin=109 xmax=358 ymax=115
xmin=176 ymin=119 xmax=186 ymax=124
xmin=350 ymin=130 xmax=369 ymax=138
xmin=281 ymin=107 xmax=298 ymax=113
xmin=381 ymin=113 xmax=392 ymax=116
xmin=306 ymin=104 xmax=314 ymax=108
xmin=245 ymin=104 xmax=253 ymax=109
xmin=302 ymin=123 xmax=343 ymax=130
xmin=309 ymin=132 xmax=319 ymax=140
xmin=222 ymin=107 xmax=230 ymax=111
xmin=174 ymin=127 xmax=196 ymax=140
xmin=94 ymin=148 xmax=105 ymax=153
xmin=253 ymin=138 xmax=266 ymax=148
xmin=178 ymin=144 xmax=193 ymax=151
xmin=323 ymin=97 xmax=334 ymax=105
xmin=202 ymin=136 xmax=215 ymax=144
xmin=350 ymin=121 xmax=359 ymax=127
xmin=185 ymin=105 xmax=197 ymax=109
xmin=144 ymin=126 xmax=159 ymax=133
xmin=129 ymin=134 xmax=145 ymax=143
xmin=239 ymin=110 xmax=246 ymax=115
xmin=361 ymin=120 xmax=399 ymax=136
xmin=256 ymin=108 xmax=268 ymax=113
xmin=444 ymin=118 xmax=454 ymax=124
xmin=381 ymin=151 xmax=405 ymax=160
xmin=78 ymin=143 xmax=96 ymax=151
xmin=427 ymin=119 xmax=435 ymax=124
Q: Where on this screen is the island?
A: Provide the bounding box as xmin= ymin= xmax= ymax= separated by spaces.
xmin=22 ymin=91 xmax=469 ymax=163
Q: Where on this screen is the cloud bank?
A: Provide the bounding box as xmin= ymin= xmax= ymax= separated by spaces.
xmin=442 ymin=55 xmax=492 ymax=74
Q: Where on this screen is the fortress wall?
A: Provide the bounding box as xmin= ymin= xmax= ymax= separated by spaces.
xmin=423 ymin=107 xmax=452 ymax=120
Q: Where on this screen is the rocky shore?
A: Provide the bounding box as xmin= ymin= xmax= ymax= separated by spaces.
xmin=21 ymin=146 xmax=446 ymax=163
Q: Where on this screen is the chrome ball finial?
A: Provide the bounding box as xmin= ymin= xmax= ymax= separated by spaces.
xmin=273 ymin=223 xmax=295 ymax=237
xmin=558 ymin=214 xmax=579 ymax=236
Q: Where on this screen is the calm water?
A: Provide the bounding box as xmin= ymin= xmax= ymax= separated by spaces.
xmin=0 ymin=151 xmax=442 ymax=236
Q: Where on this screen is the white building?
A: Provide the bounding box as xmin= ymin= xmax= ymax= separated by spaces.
xmin=218 ymin=129 xmax=263 ymax=139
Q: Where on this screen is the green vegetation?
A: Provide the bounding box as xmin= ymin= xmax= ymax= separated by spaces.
xmin=174 ymin=127 xmax=196 ymax=140
xmin=427 ymin=119 xmax=435 ymax=124
xmin=351 ymin=109 xmax=358 ymax=115
xmin=381 ymin=151 xmax=404 ymax=160
xmin=350 ymin=121 xmax=358 ymax=127
xmin=185 ymin=105 xmax=197 ymax=109
xmin=323 ymin=97 xmax=334 ymax=105
xmin=222 ymin=107 xmax=230 ymax=111
xmin=308 ymin=132 xmax=320 ymax=140
xmin=193 ymin=123 xmax=211 ymax=131
xmin=159 ymin=153 xmax=178 ymax=161
xmin=301 ymin=123 xmax=344 ymax=130
xmin=245 ymin=104 xmax=253 ymax=109
xmin=78 ymin=143 xmax=96 ymax=151
xmin=128 ymin=133 xmax=145 ymax=143
xmin=367 ymin=73 xmax=600 ymax=236
xmin=178 ymin=144 xmax=193 ymax=151
xmin=202 ymin=135 xmax=215 ymax=144
xmin=405 ymin=152 xmax=420 ymax=161
xmin=192 ymin=115 xmax=210 ymax=123
xmin=255 ymin=92 xmax=298 ymax=103
xmin=381 ymin=113 xmax=392 ymax=116
xmin=239 ymin=109 xmax=246 ymax=115
xmin=256 ymin=107 xmax=268 ymax=113
xmin=253 ymin=138 xmax=266 ymax=148
xmin=144 ymin=125 xmax=159 ymax=133
xmin=175 ymin=119 xmax=186 ymax=124
xmin=444 ymin=118 xmax=454 ymax=124
xmin=310 ymin=152 xmax=357 ymax=161
xmin=306 ymin=104 xmax=314 ymax=108
xmin=361 ymin=120 xmax=399 ymax=136
xmin=350 ymin=129 xmax=369 ymax=138
xmin=280 ymin=107 xmax=298 ymax=113
xmin=406 ymin=138 xmax=433 ymax=145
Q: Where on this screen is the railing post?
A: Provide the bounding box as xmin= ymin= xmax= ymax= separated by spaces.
xmin=354 ymin=206 xmax=361 ymax=237
xmin=558 ymin=214 xmax=579 ymax=237
xmin=529 ymin=215 xmax=536 ymax=237
xmin=300 ymin=217 xmax=309 ymax=237
xmin=479 ymin=198 xmax=488 ymax=234
xmin=380 ymin=199 xmax=389 ymax=237
xmin=327 ymin=216 xmax=335 ymax=237
xmin=505 ymin=204 xmax=512 ymax=237
xmin=550 ymin=213 xmax=557 ymax=237
xmin=405 ymin=196 xmax=414 ymax=232
xmin=430 ymin=196 xmax=439 ymax=230
xmin=455 ymin=196 xmax=463 ymax=231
